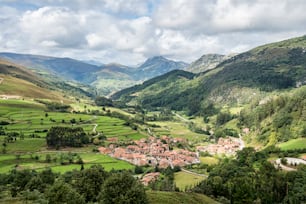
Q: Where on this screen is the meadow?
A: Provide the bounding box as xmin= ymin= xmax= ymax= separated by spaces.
xmin=0 ymin=149 xmax=134 ymax=174
xmin=0 ymin=99 xmax=145 ymax=139
xmin=277 ymin=138 xmax=306 ymax=150
xmin=0 ymin=98 xmax=144 ymax=174
xmin=174 ymin=171 xmax=206 ymax=191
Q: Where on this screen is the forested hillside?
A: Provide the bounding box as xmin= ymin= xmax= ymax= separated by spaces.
xmin=113 ymin=35 xmax=306 ymax=115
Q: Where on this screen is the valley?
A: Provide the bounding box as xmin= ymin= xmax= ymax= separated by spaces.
xmin=0 ymin=35 xmax=306 ymax=204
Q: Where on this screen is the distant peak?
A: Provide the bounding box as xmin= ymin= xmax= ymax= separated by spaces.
xmin=147 ymin=56 xmax=168 ymax=61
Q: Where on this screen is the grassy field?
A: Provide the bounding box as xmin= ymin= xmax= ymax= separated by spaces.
xmin=147 ymin=191 xmax=219 ymax=204
xmin=174 ymin=171 xmax=206 ymax=191
xmin=277 ymin=138 xmax=306 ymax=150
xmin=0 ymin=99 xmax=143 ymax=174
xmin=199 ymin=156 xmax=219 ymax=165
xmin=0 ymin=152 xmax=134 ymax=174
xmin=148 ymin=121 xmax=207 ymax=143
xmin=0 ymin=74 xmax=66 ymax=101
xmin=0 ymin=99 xmax=146 ymax=140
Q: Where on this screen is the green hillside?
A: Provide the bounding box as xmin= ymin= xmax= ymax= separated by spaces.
xmin=113 ymin=35 xmax=306 ymax=115
xmin=0 ymin=59 xmax=95 ymax=100
xmin=112 ymin=35 xmax=306 ymax=147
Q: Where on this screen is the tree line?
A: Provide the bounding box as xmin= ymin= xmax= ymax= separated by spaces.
xmin=0 ymin=165 xmax=147 ymax=204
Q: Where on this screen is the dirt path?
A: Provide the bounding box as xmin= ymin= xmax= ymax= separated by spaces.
xmin=93 ymin=124 xmax=98 ymax=133
xmin=0 ymin=77 xmax=3 ymax=84
xmin=173 ymin=112 xmax=189 ymax=123
xmin=181 ymin=168 xmax=208 ymax=178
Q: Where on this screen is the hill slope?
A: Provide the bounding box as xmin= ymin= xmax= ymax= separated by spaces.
xmin=114 ymin=35 xmax=306 ymax=115
xmin=185 ymin=54 xmax=227 ymax=73
xmin=0 ymin=52 xmax=100 ymax=84
xmin=0 ymin=59 xmax=66 ymax=100
xmin=132 ymin=56 xmax=189 ymax=80
xmin=0 ymin=58 xmax=94 ymax=100
xmin=0 ymin=53 xmax=189 ymax=96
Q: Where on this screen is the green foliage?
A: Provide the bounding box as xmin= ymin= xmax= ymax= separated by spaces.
xmin=146 ymin=191 xmax=219 ymax=204
xmin=74 ymin=165 xmax=108 ymax=202
xmin=95 ymin=96 xmax=113 ymax=107
xmin=216 ymin=111 xmax=233 ymax=127
xmin=239 ymin=86 xmax=306 ymax=144
xmin=46 ymin=126 xmax=89 ymax=148
xmin=46 ymin=181 xmax=85 ymax=204
xmin=98 ymin=171 xmax=148 ymax=204
xmin=193 ymin=147 xmax=306 ymax=203
xmin=113 ymin=35 xmax=306 ymax=117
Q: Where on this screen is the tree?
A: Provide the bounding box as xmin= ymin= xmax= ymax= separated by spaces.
xmin=74 ymin=165 xmax=108 ymax=202
xmin=25 ymin=176 xmax=45 ymax=192
xmin=98 ymin=172 xmax=148 ymax=204
xmin=46 ymin=181 xmax=85 ymax=204
xmin=39 ymin=168 xmax=55 ymax=185
xmin=45 ymin=154 xmax=51 ymax=163
xmin=46 ymin=126 xmax=89 ymax=148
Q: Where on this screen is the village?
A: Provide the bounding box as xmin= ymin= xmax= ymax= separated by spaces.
xmin=196 ymin=136 xmax=243 ymax=155
xmin=99 ymin=136 xmax=200 ymax=169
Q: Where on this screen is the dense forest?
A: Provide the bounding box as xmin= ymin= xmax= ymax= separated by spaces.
xmin=192 ymin=147 xmax=306 ymax=204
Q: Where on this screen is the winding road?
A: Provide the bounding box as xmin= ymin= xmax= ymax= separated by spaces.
xmin=275 ymin=157 xmax=306 ymax=171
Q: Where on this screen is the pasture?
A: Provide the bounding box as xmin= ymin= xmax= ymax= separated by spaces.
xmin=0 ymin=152 xmax=134 ymax=174
xmin=148 ymin=121 xmax=207 ymax=143
xmin=0 ymin=99 xmax=146 ymax=140
xmin=277 ymin=138 xmax=306 ymax=150
xmin=199 ymin=156 xmax=219 ymax=165
xmin=0 ymin=99 xmax=144 ymax=174
xmin=174 ymin=171 xmax=206 ymax=191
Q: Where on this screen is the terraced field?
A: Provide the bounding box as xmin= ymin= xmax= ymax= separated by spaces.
xmin=0 ymin=99 xmax=146 ymax=139
xmin=0 ymin=99 xmax=145 ymax=173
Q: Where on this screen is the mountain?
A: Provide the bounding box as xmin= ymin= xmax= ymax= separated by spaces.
xmin=132 ymin=56 xmax=189 ymax=80
xmin=112 ymin=35 xmax=306 ymax=147
xmin=0 ymin=58 xmax=66 ymax=100
xmin=0 ymin=58 xmax=95 ymax=100
xmin=185 ymin=54 xmax=228 ymax=73
xmin=0 ymin=53 xmax=189 ymax=96
xmin=112 ymin=70 xmax=195 ymax=104
xmin=91 ymin=63 xmax=140 ymax=97
xmin=0 ymin=52 xmax=100 ymax=84
xmin=113 ymin=35 xmax=306 ymax=114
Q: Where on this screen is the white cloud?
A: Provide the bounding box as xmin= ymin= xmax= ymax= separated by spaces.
xmin=20 ymin=7 xmax=86 ymax=47
xmin=0 ymin=0 xmax=306 ymax=65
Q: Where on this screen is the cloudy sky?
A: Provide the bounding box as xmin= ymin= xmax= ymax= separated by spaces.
xmin=0 ymin=0 xmax=306 ymax=65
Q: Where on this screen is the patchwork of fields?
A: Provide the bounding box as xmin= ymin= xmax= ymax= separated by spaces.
xmin=0 ymin=99 xmax=145 ymax=173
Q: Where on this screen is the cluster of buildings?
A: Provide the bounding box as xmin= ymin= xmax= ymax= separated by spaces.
xmin=197 ymin=137 xmax=242 ymax=155
xmin=99 ymin=136 xmax=200 ymax=168
xmin=140 ymin=172 xmax=160 ymax=186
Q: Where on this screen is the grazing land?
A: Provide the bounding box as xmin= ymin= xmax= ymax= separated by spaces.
xmin=0 ymin=99 xmax=143 ymax=174
xmin=199 ymin=156 xmax=219 ymax=165
xmin=277 ymin=138 xmax=306 ymax=150
xmin=174 ymin=171 xmax=206 ymax=191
